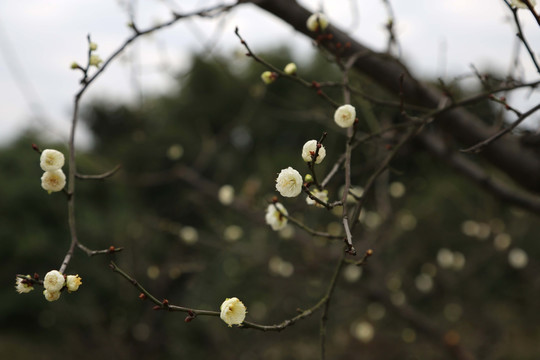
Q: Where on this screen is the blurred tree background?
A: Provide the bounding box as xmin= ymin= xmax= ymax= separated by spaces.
xmin=2 ymin=50 xmax=539 ymax=360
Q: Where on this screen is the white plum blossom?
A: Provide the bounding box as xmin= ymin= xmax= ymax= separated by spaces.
xmin=306 ymin=189 xmax=329 ymax=207
xmin=302 ymin=140 xmax=326 ymax=164
xmin=220 ymin=297 xmax=247 ymax=326
xmin=334 ymin=104 xmax=356 ymax=128
xmin=284 ymin=62 xmax=297 ymax=75
xmin=41 ymin=169 xmax=66 ymax=192
xmin=66 ymin=275 xmax=82 ymax=292
xmin=89 ymin=54 xmax=102 ymax=67
xmin=510 ymin=0 xmax=536 ymax=8
xmin=265 ymin=202 xmax=288 ymax=231
xmin=15 ymin=277 xmax=34 ymax=294
xmin=306 ymin=12 xmax=329 ymax=32
xmin=218 ymin=185 xmax=235 ymax=205
xmin=43 ymin=270 xmax=65 ymax=293
xmin=275 ymin=167 xmax=303 ymax=197
xmin=40 ymin=149 xmax=65 ymax=171
xmin=43 ymin=289 xmax=61 ymax=302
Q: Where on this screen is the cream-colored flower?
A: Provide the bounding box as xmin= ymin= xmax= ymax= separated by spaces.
xmin=302 ymin=140 xmax=326 ymax=164
xmin=43 ymin=270 xmax=65 ymax=292
xmin=306 ymin=189 xmax=329 ymax=207
xmin=275 ymin=167 xmax=303 ymax=197
xmin=261 ymin=71 xmax=276 ymax=84
xmin=43 ymin=289 xmax=61 ymax=302
xmin=66 ymin=275 xmax=82 ymax=292
xmin=284 ymin=62 xmax=297 ymax=75
xmin=265 ymin=202 xmax=288 ymax=231
xmin=334 ymin=104 xmax=356 ymax=128
xmin=220 ymin=297 xmax=247 ymax=326
xmin=306 ymin=12 xmax=329 ymax=32
xmin=40 ymin=149 xmax=65 ymax=171
xmin=89 ymin=54 xmax=103 ymax=67
xmin=510 ymin=0 xmax=536 ymax=8
xmin=218 ymin=185 xmax=235 ymax=205
xmin=41 ymin=169 xmax=66 ymax=192
xmin=15 ymin=277 xmax=34 ymax=294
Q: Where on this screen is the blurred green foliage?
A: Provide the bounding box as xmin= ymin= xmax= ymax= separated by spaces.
xmin=1 ymin=51 xmax=539 ymax=360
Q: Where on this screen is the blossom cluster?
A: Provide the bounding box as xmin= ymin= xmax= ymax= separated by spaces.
xmin=15 ymin=270 xmax=82 ymax=301
xmin=40 ymin=149 xmax=66 ymax=193
xmin=43 ymin=270 xmax=82 ymax=301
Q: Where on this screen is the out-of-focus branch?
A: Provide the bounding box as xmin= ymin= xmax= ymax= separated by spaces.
xmin=367 ymin=284 xmax=476 ymax=360
xmin=250 ymin=0 xmax=540 ymax=194
xmin=418 ymin=132 xmax=540 ymax=214
xmin=504 ymin=0 xmax=540 ymax=73
xmin=75 ymin=164 xmax=122 ymax=180
xmin=461 ymin=103 xmax=540 ymax=153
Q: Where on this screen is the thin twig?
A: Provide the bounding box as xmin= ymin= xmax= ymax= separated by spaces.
xmin=234 ymin=27 xmax=340 ymax=109
xmin=461 ymin=102 xmax=540 ymax=153
xmin=504 ymin=0 xmax=540 ymax=73
xmin=75 ymin=164 xmax=122 ymax=180
xmin=110 ymin=258 xmax=348 ymax=332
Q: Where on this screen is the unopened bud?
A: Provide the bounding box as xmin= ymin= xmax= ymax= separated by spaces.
xmin=284 ymin=62 xmax=297 ymax=75
xmin=261 ymin=71 xmax=277 ymax=84
xmin=89 ymin=42 xmax=98 ymax=51
xmin=304 ymin=174 xmax=314 ymax=183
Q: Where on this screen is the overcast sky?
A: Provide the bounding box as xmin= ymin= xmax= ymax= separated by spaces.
xmin=1 ymin=0 xmax=539 ymax=147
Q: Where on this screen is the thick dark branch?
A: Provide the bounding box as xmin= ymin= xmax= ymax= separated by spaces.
xmin=251 ymin=0 xmax=540 ymax=194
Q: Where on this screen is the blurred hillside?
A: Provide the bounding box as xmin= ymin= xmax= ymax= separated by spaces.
xmin=1 ymin=53 xmax=539 ymax=360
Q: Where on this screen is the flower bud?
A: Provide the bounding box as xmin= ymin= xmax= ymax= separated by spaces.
xmin=306 ymin=13 xmax=329 ymax=32
xmin=304 ymin=174 xmax=314 ymax=183
xmin=89 ymin=42 xmax=98 ymax=51
xmin=261 ymin=71 xmax=277 ymax=84
xmin=284 ymin=62 xmax=297 ymax=75
xmin=66 ymin=275 xmax=82 ymax=292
